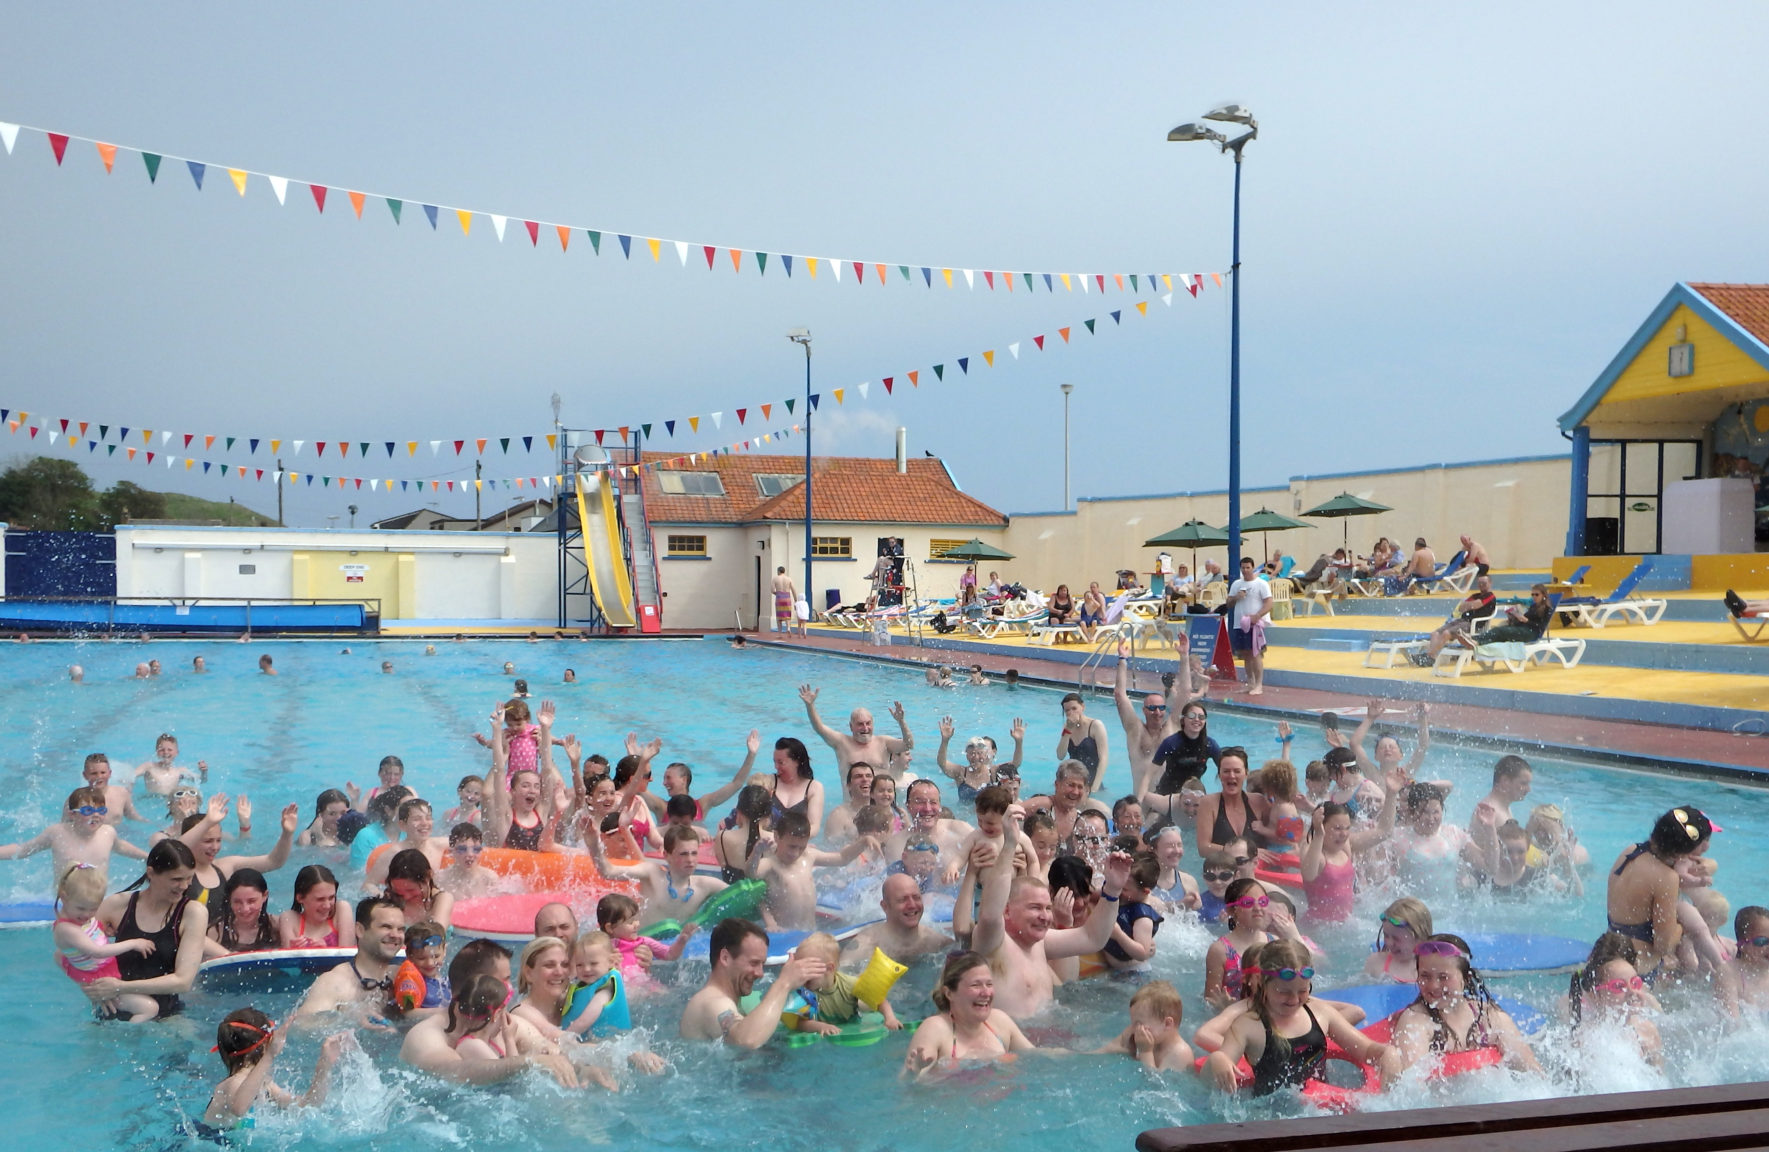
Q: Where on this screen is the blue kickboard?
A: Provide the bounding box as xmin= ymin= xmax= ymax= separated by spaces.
xmin=0 ymin=900 xmax=55 ymax=927
xmin=1324 ymin=982 xmax=1545 ymax=1035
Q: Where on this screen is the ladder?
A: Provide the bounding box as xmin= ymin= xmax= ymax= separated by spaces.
xmin=620 ymin=489 xmax=661 ymax=615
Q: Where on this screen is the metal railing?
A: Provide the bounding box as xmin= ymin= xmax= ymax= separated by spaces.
xmin=0 ymin=594 xmax=383 ymax=636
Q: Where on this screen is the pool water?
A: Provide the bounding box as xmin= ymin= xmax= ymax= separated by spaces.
xmin=2 ymin=637 xmax=1766 ymax=1151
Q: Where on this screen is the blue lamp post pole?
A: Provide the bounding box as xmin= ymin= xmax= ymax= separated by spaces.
xmin=1169 ymin=106 xmax=1257 ymax=574
xmin=789 ymin=329 xmax=813 ymax=620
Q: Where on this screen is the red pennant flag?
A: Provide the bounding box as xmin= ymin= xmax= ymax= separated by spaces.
xmin=524 ymin=220 xmax=539 ymax=246
xmin=1059 ymin=327 xmax=1071 ymax=343
xmin=883 ymin=377 xmax=894 ymax=394
xmin=354 ymin=478 xmax=362 ymax=489
xmin=1189 ymin=281 xmax=1199 ymax=297
xmin=255 ymin=469 xmax=263 ymax=480
xmin=183 ymin=434 xmax=193 ymax=448
xmin=453 ymin=440 xmax=464 ymax=455
xmin=59 ymin=419 xmax=68 ymax=433
xmin=310 ymin=185 xmax=328 ymax=212
xmin=1095 ymin=274 xmax=1106 ymax=293
xmin=47 ymin=133 xmax=69 ymax=165
xmin=704 ymin=245 xmax=716 ymax=269
xmin=594 ymin=430 xmax=605 ymax=445
xmin=146 ymin=452 xmax=154 ymax=463
xmin=447 ymin=480 xmax=454 ymax=491
xmin=908 ymin=371 xmax=919 ymax=387
xmin=316 ymin=442 xmax=327 ymax=456
xmin=1034 ymin=335 xmax=1045 ymax=351
xmin=983 ymin=270 xmax=995 ymax=290
xmin=853 ymin=261 xmax=864 ymax=283
xmin=736 ymin=408 xmax=747 ymax=425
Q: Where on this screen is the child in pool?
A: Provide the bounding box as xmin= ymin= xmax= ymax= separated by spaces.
xmin=1204 ymin=879 xmax=1277 ymax=1011
xmin=133 ymin=733 xmax=207 ymax=797
xmin=444 ymin=775 xmax=483 ymax=826
xmin=1251 ymin=760 xmax=1306 ymax=852
xmin=1148 ymin=826 xmax=1200 ymax=915
xmin=1198 ymin=849 xmax=1236 ymax=924
xmin=1731 ymin=906 xmax=1769 ymax=1009
xmin=562 ymin=931 xmax=631 ymax=1037
xmin=1103 ymin=854 xmax=1165 ymax=972
xmin=1302 ymin=759 xmax=1331 ymax=809
xmin=1363 ymin=897 xmax=1432 ymax=984
xmin=437 ymin=823 xmax=499 ymax=900
xmin=1094 ymin=980 xmax=1192 ymax=1071
xmin=392 ymin=921 xmax=451 ymax=1013
xmin=53 ymin=863 xmax=160 ymax=1021
xmin=1 ymin=787 xmax=149 ymax=891
xmin=202 ymin=1009 xmax=345 ymax=1133
xmin=751 ymin=811 xmax=879 ymax=931
xmin=596 ymin=893 xmax=692 ymax=983
xmin=869 ymin=773 xmax=906 ymax=833
xmin=1568 ymin=933 xmax=1662 ymax=1068
xmin=953 ymin=786 xmax=1015 ymax=878
xmin=788 ymin=931 xmax=902 ymax=1033
xmin=1300 ymin=802 xmax=1356 ymax=923
xmin=1023 ymin=810 xmax=1060 ymax=883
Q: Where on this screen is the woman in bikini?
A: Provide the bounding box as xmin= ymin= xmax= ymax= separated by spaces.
xmin=712 ymin=784 xmax=775 ymax=884
xmin=1195 ymin=748 xmax=1266 ymax=859
xmin=1607 ymin=805 xmax=1714 ymax=975
xmin=903 ymin=950 xmax=1037 ymax=1079
xmin=279 ymin=864 xmax=354 ymax=949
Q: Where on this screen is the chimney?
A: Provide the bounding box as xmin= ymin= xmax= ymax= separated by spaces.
xmin=895 ymin=427 xmax=908 ymax=474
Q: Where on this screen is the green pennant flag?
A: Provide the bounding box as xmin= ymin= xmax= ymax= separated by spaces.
xmin=499 ymin=438 xmax=510 ymax=453
xmin=359 ymin=442 xmax=370 ymax=457
xmin=784 ymin=398 xmax=795 ymax=414
xmin=1129 ymin=275 xmax=1139 ymax=292
xmin=1084 ymin=318 xmax=1096 ymax=334
xmin=99 ymin=425 xmax=109 ymax=439
xmin=755 ymin=252 xmax=767 ymax=275
xmin=1023 ymin=272 xmax=1034 ymax=291
xmin=641 ymin=424 xmax=652 ymax=438
xmin=142 ymin=153 xmax=162 ymax=182
xmin=225 ymin=436 xmax=235 ymax=451
xmin=587 ymin=229 xmax=601 ymax=254
xmin=933 ymin=364 xmax=945 ymax=380
xmin=898 ymin=265 xmax=910 ymax=281
xmin=107 ymin=444 xmax=117 ymax=456
xmin=386 ymin=198 xmax=403 ymax=223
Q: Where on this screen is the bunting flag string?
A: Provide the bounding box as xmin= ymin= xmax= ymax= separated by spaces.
xmin=4 ymin=284 xmax=1188 ymax=495
xmin=0 ymin=116 xmax=1206 ymax=301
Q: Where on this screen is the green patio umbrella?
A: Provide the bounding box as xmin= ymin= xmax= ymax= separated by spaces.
xmin=1239 ymin=507 xmax=1311 ymax=566
xmin=1144 ymin=518 xmax=1230 ymax=579
xmin=1301 ymin=492 xmax=1393 ymax=552
xmin=940 ymin=538 xmax=1015 ymax=562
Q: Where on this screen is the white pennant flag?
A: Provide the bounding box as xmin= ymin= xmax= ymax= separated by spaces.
xmin=490 ymin=215 xmax=507 ymax=242
xmin=1079 ymin=274 xmax=1090 ymax=293
xmin=430 ymin=440 xmax=442 ymax=456
xmin=710 ymin=412 xmax=723 ymax=429
xmin=46 ymin=431 xmax=58 ymax=446
xmin=1163 ymin=292 xmax=1174 ymax=306
xmin=369 ymin=479 xmax=379 ymax=491
xmin=831 ymin=259 xmax=842 ymax=282
xmin=0 ymin=123 xmax=17 ymax=154
xmin=542 ymin=476 xmax=552 ymax=490
xmin=1177 ymin=273 xmax=1193 ymax=292
xmin=268 ymin=175 xmax=288 ymax=204
xmin=858 ymin=382 xmax=869 ymax=399
xmin=274 ymin=471 xmax=284 ymax=482
xmin=963 ymin=269 xmax=975 ymax=290
xmin=167 ymin=454 xmax=176 ymax=468
xmin=292 ymin=440 xmax=304 ymax=455
xmin=673 ymin=240 xmax=689 ymax=266
xmin=160 ymin=430 xmax=172 ymax=444
xmin=1009 ymin=342 xmax=1020 ymax=359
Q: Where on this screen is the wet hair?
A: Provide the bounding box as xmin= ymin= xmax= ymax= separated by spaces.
xmin=732 ymin=784 xmax=776 ymax=862
xmin=1410 ymin=933 xmax=1496 ymax=1052
xmin=853 ymin=805 xmax=890 ymax=836
xmin=125 ymin=837 xmax=197 ymax=892
xmin=613 ymin=755 xmax=645 ymax=788
xmin=1318 ymin=801 xmax=1352 ymax=827
xmin=180 ymin=812 xmax=209 ymax=834
xmin=662 ymin=761 xmax=693 ymax=792
xmin=1060 ymin=692 xmax=1084 ymax=710
xmin=1223 ymin=878 xmax=1266 ymax=929
xmin=773 ymin=736 xmax=813 ymax=781
xmin=973 ymin=785 xmax=1011 ymax=817
xmin=1238 ymin=942 xmax=1269 ymax=1000
xmin=596 ymin=892 xmax=640 ymax=929
xmin=709 ymin=917 xmax=767 ymax=969
xmin=286 ymin=865 xmax=339 ymax=915
xmin=1248 ymin=939 xmax=1313 ymax=1065
xmin=446 ymin=972 xmax=510 ymax=1034
xmin=457 ymin=775 xmax=483 ymax=793
xmin=775 ymin=811 xmax=812 ymax=839
xmin=1218 ymin=747 xmax=1249 ymax=774
xmin=517 ymin=935 xmax=569 ymax=994
xmin=397 ymin=797 xmax=432 ymax=823
xmin=57 ymin=862 xmax=108 ymax=910
xmin=1127 ymin=853 xmax=1161 ymax=891
xmin=447 ymin=822 xmax=483 ymax=847
xmin=1568 ymin=932 xmax=1642 ymax=1026
xmin=662 ymin=823 xmax=700 ymax=853
xmin=1323 ymin=746 xmax=1357 ymax=774
xmin=1403 ymin=782 xmax=1446 ymax=814
xmin=906 ymin=778 xmax=942 ymax=803
xmin=664 ymin=794 xmax=698 ymax=822
xmin=845 ymin=762 xmax=873 ymax=786
xmin=1112 ymin=795 xmax=1143 ymax=822
xmin=387 ymin=847 xmax=436 ymax=892
xmin=932 ymin=949 xmax=991 ymax=1014
xmin=366 ymin=786 xmax=412 ymax=828
xmin=573 ymin=929 xmax=613 ymax=958
xmin=1304 ymin=760 xmax=1329 ymax=785
xmin=1202 ymin=848 xmax=1235 ymax=873
xmin=1492 ymin=754 xmax=1531 ymax=784
xmin=1647 ymin=806 xmax=1712 ymax=859
xmin=1379 ymin=897 xmax=1433 ymax=943
xmin=503 ymin=699 xmax=531 ymax=723
xmin=83 ymin=752 xmax=110 ymax=770
xmin=1259 ymin=760 xmax=1296 ymax=802
xmin=1023 ymin=810 xmax=1057 ymax=842
xmin=215 ymin=1007 xmax=278 ymax=1074
xmin=223 ymin=867 xmax=270 ymax=908
xmin=1046 ymin=855 xmax=1093 ymax=900
xmin=448 ymin=938 xmax=511 ymax=988
xmin=1054 ymin=759 xmax=1091 ymax=786
xmin=1735 ymin=905 xmax=1769 ymax=943
xmin=403 ymin=920 xmax=445 ymax=954
xmin=1130 ymin=980 xmax=1183 ymax=1024
xmin=354 ymin=893 xmax=404 ymax=930
xmin=312 ymin=788 xmax=349 ymax=818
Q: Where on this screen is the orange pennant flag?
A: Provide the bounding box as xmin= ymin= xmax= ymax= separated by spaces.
xmin=983 ymin=350 xmax=995 ymax=367
xmin=646 ymin=237 xmax=661 ymax=261
xmin=1059 ymin=327 xmax=1071 ymax=343
xmin=1004 ymin=272 xmax=1015 ymax=292
xmin=875 ymin=263 xmax=887 ymax=284
xmin=204 ymin=435 xmax=215 ymax=450
xmin=96 ymin=142 xmax=117 ymax=172
xmin=729 ymin=248 xmax=742 ymax=272
xmin=1136 ymin=301 xmax=1148 ymax=315
xmin=556 ymin=225 xmax=570 ymax=251
xmin=761 ymin=403 xmax=772 ymax=420
xmin=475 ymin=438 xmax=487 ymax=454
xmin=619 ymin=426 xmax=630 ymax=442
xmin=689 ymin=416 xmax=700 ymax=433
xmin=127 ymin=447 xmax=136 ymax=460
xmin=78 ymin=422 xmax=89 ymax=436
xmin=806 ymin=257 xmax=819 ymax=279
xmin=456 ymin=209 xmax=473 ymax=235
xmin=1114 ymin=274 xmax=1124 ymax=292
xmin=349 ymin=191 xmax=365 ymax=218
xmin=228 ymin=168 xmax=248 ymax=195
xmin=908 ymin=370 xmax=919 ymax=387
xmin=1212 ymin=273 xmax=1223 ymax=287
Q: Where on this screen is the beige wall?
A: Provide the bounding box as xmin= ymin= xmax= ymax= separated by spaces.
xmin=1002 ymin=456 xmax=1571 ymax=594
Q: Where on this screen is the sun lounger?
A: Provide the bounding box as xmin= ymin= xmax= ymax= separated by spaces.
xmin=1729 ymin=608 xmax=1769 ymax=642
xmin=1432 ymin=593 xmax=1586 ymax=676
xmin=967 ymin=608 xmax=1046 ymax=638
xmin=1407 ymin=550 xmax=1471 ymax=595
xmin=1558 ymin=562 xmax=1667 ymax=628
xmin=1365 ymin=636 xmax=1430 ymax=668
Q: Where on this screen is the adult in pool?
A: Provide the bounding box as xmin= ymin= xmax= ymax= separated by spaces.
xmin=679 ymin=918 xmax=828 ymax=1048
xmin=295 ymin=789 xmax=351 ymax=848
xmin=756 ymin=734 xmax=827 ymax=838
xmin=824 ymin=761 xmax=877 ymax=845
xmin=88 ymin=838 xmax=209 ymax=1020
xmin=1055 ymin=691 xmax=1110 ymax=792
xmin=178 ymin=793 xmax=299 ymax=909
xmin=1607 ymin=805 xmax=1714 ymax=975
xmin=400 ymin=939 xmax=587 ymax=1087
xmin=903 ymin=950 xmax=1039 ymax=1079
xmin=509 ymin=935 xmax=660 ymax=1076
xmin=1112 ymin=643 xmax=1179 ymax=798
xmin=400 ymin=974 xmax=535 ymax=1086
xmin=1391 ymin=934 xmax=1542 ymax=1076
xmin=382 ymin=848 xmax=455 ymax=931
xmin=841 ymin=872 xmax=954 ymax=965
xmin=295 ymin=895 xmax=406 ymax=1022
xmin=1193 ymin=748 xmax=1266 ymax=860
xmin=798 ymin=682 xmax=913 ymax=778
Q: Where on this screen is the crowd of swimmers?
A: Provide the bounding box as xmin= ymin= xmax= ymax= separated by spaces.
xmin=0 ymin=642 xmax=1755 ymax=1138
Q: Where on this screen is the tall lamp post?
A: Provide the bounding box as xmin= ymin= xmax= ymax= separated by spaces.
xmin=1061 ymin=383 xmax=1074 ymax=509
xmin=1168 ymin=104 xmax=1257 ymax=574
xmin=788 ymin=328 xmax=813 ymax=619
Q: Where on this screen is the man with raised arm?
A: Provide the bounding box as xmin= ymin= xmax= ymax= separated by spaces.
xmin=797 ymin=684 xmax=912 ymax=774
xmin=971 ymin=805 xmax=1133 ymax=1017
xmin=680 ymin=918 xmax=827 ymax=1048
xmin=1113 ymin=643 xmax=1179 ymax=797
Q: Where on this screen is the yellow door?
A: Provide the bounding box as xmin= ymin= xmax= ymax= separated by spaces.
xmin=293 ymin=552 xmax=406 ymax=618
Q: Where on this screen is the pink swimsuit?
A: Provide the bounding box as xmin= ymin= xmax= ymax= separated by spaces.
xmin=56 ymin=917 xmax=121 ymax=985
xmin=1303 ymin=855 xmax=1356 ymax=922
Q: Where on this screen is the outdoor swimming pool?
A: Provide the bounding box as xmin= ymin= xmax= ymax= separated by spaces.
xmin=1 ymin=637 xmax=1765 ymax=1151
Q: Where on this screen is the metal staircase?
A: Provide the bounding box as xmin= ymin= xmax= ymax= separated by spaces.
xmin=620 ymin=487 xmax=661 ymax=620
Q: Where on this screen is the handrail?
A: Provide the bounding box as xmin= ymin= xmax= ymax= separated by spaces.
xmin=1078 ymin=627 xmax=1132 ymax=695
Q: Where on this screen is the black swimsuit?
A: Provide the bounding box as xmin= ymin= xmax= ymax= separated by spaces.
xmin=1250 ymin=1005 xmax=1327 ymax=1095
xmin=116 ymin=891 xmax=191 ymax=1016
xmin=503 ymin=814 xmax=544 ymax=852
xmin=1607 ymin=843 xmax=1657 ymax=943
xmin=1212 ymin=791 xmax=1254 ymax=848
xmin=1061 ymin=731 xmax=1100 ymax=779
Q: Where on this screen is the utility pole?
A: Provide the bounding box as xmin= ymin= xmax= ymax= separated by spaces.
xmin=475 ymin=460 xmax=483 ymax=526
xmin=275 ymin=457 xmax=285 ymax=525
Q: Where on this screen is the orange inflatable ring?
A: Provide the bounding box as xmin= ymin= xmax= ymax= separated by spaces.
xmin=479 ymin=847 xmax=637 ymax=893
xmin=1255 ymin=851 xmax=1304 ymax=892
xmin=1191 ymin=1042 xmax=1380 ymax=1110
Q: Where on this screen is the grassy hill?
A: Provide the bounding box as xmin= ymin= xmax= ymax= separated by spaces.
xmin=153 ymin=493 xmax=280 ymax=527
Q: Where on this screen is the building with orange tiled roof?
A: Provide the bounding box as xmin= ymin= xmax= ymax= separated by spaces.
xmin=641 ymin=445 xmax=1008 ymax=629
xmin=1559 ymin=281 xmax=1769 ymax=558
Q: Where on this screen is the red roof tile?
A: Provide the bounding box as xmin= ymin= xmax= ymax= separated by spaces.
xmin=638 ymin=453 xmax=1006 ymax=527
xmin=1689 ymin=283 xmax=1769 ymax=348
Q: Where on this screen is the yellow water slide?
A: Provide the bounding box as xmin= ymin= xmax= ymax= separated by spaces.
xmin=574 ymin=471 xmax=639 ymax=628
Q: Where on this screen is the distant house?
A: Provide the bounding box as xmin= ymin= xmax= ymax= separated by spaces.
xmin=640 ymin=451 xmax=1008 ymax=629
xmin=372 ymin=499 xmax=553 ymax=533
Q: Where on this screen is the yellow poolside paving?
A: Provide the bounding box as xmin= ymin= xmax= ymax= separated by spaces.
xmin=1269 ymin=645 xmax=1769 ymax=710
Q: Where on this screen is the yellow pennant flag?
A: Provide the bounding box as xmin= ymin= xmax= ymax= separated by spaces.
xmin=142 ymin=429 xmax=153 ymax=444
xmin=1060 ymin=273 xmax=1072 ymax=291
xmin=228 ymin=168 xmax=248 ymax=195
xmin=546 ymin=434 xmax=557 ymax=450
xmin=474 ymin=479 xmax=482 ymax=491
xmin=983 ymin=350 xmax=994 ymax=367
xmin=270 ymin=439 xmax=280 ymax=453
xmin=456 ymin=209 xmax=472 ymax=235
xmin=689 ymin=416 xmax=700 ymax=433
xmin=407 ymin=441 xmax=417 ymax=456
xmin=1136 ymin=300 xmax=1148 ymax=315
xmin=646 ymin=237 xmax=661 ymax=261
xmin=806 ymin=257 xmax=818 ymax=279
xmin=1162 ymin=274 xmax=1173 ymax=291
xmin=833 ymin=388 xmax=844 ymax=404
xmin=185 ymin=459 xmax=193 ymax=470
xmin=942 ymin=268 xmax=953 ymax=287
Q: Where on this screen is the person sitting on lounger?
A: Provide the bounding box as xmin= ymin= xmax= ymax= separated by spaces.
xmin=1453 ymin=584 xmax=1550 ymax=650
xmin=1424 ymin=575 xmax=1498 ymax=662
xmin=1725 ymin=591 xmax=1768 ymax=617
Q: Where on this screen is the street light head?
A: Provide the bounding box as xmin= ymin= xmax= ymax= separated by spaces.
xmin=1166 ymin=122 xmax=1222 ymax=143
xmin=787 ymin=327 xmax=812 ymax=344
xmin=1203 ymin=104 xmax=1255 ymax=125
xmin=1061 ymin=383 xmax=1074 ymax=396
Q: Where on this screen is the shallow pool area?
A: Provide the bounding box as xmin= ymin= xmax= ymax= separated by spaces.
xmin=3 ymin=637 xmax=1767 ymax=1151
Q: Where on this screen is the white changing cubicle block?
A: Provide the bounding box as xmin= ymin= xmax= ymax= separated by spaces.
xmin=1661 ymin=478 xmax=1754 ymax=555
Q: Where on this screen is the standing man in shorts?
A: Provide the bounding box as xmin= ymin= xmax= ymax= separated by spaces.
xmin=1226 ymin=557 xmax=1272 ymax=696
xmin=771 ymin=566 xmax=803 ymax=637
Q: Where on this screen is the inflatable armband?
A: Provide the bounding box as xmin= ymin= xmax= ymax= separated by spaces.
xmin=851 ymin=948 xmax=907 ymax=1008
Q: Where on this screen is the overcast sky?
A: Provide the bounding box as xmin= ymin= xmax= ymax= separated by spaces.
xmin=2 ymin=4 xmax=1765 ymax=527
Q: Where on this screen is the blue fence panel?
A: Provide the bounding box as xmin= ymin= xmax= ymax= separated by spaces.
xmin=4 ymin=530 xmax=117 ymax=598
